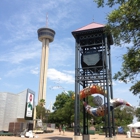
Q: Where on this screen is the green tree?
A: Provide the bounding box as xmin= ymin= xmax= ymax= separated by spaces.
xmin=135 ymin=107 xmax=140 ymax=121
xmin=48 ymin=91 xmax=75 ymax=127
xmin=113 ymin=48 xmax=140 ymax=95
xmin=39 ymin=99 xmax=46 ymax=107
xmin=52 ymin=92 xmax=70 ymax=111
xmin=36 ymin=99 xmax=46 ymax=121
xmin=94 ymin=0 xmax=140 ymax=47
xmin=94 ymin=0 xmax=140 ymax=95
xmin=114 ymin=106 xmax=134 ymax=126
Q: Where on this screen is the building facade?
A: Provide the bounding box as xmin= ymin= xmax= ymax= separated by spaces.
xmin=0 ymin=89 xmax=35 ymax=131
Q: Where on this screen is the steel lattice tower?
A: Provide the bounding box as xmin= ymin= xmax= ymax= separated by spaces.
xmin=72 ymin=22 xmax=115 ymax=140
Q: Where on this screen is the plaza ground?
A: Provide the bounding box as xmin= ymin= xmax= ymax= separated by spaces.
xmin=0 ymin=129 xmax=140 ymax=140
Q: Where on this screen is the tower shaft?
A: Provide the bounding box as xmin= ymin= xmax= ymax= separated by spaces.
xmin=38 ymin=38 xmax=49 ymax=102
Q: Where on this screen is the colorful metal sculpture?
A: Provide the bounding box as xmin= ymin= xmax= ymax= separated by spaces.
xmin=79 ymin=85 xmax=106 ymax=99
xmin=83 ymin=98 xmax=133 ymax=117
xmin=93 ymin=95 xmax=103 ymax=106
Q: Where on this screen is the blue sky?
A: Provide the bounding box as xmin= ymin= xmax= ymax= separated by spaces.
xmin=0 ymin=0 xmax=139 ymax=109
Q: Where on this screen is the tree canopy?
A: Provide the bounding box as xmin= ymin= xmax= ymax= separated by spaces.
xmin=113 ymin=48 xmax=140 ymax=95
xmin=48 ymin=91 xmax=75 ymax=127
xmin=94 ymin=0 xmax=140 ymax=47
xmin=94 ymin=0 xmax=140 ymax=95
xmin=114 ymin=106 xmax=134 ymax=126
xmin=135 ymin=107 xmax=140 ymax=121
xmin=36 ymin=99 xmax=46 ymax=120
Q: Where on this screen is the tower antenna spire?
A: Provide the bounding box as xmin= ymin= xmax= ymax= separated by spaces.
xmin=93 ymin=15 xmax=94 ymax=22
xmin=46 ymin=13 xmax=48 ymax=27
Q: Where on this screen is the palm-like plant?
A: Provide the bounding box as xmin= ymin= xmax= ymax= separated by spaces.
xmin=36 ymin=99 xmax=46 ymax=120
xmin=39 ymin=99 xmax=46 ymax=107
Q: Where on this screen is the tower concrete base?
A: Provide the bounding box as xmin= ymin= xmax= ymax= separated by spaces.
xmin=113 ymin=136 xmax=117 ymax=140
xmin=83 ymin=134 xmax=90 ymax=140
xmin=73 ymin=135 xmax=82 ymax=140
xmin=104 ymin=137 xmax=115 ymax=140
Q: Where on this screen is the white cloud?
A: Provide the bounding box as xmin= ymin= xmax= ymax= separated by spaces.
xmin=0 ymin=0 xmax=79 ymax=69
xmin=30 ymin=67 xmax=39 ymax=75
xmin=48 ymin=68 xmax=74 ymax=83
xmin=5 ymin=67 xmax=27 ymax=77
xmin=0 ymin=0 xmax=79 ymax=40
xmin=114 ymin=87 xmax=129 ymax=95
xmin=62 ymin=70 xmax=75 ymax=75
xmin=49 ymin=38 xmax=75 ymax=67
xmin=4 ymin=65 xmax=39 ymax=77
xmin=111 ymin=81 xmax=116 ymax=86
xmin=117 ymin=80 xmax=124 ymax=84
xmin=49 ymin=86 xmax=64 ymax=90
xmin=2 ymin=82 xmax=22 ymax=91
xmin=0 ymin=42 xmax=41 ymax=64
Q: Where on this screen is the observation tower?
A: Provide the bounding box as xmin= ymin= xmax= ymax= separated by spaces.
xmin=37 ymin=27 xmax=55 ymax=102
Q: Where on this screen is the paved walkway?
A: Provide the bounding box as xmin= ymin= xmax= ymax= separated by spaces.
xmin=0 ymin=129 xmax=140 ymax=140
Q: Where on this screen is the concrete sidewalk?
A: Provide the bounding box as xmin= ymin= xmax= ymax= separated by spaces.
xmin=0 ymin=129 xmax=139 ymax=140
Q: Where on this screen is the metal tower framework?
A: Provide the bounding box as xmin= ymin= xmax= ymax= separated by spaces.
xmin=72 ymin=23 xmax=115 ymax=139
